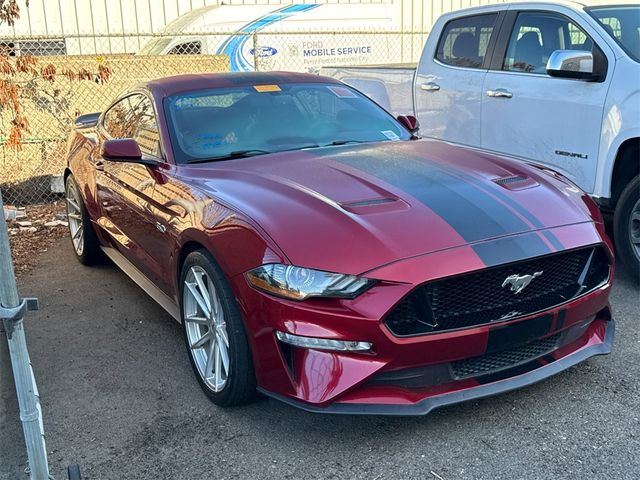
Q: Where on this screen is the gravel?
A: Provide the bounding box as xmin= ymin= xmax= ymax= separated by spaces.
xmin=1 ymin=238 xmax=638 ymax=480
xmin=5 ymin=202 xmax=68 ymax=277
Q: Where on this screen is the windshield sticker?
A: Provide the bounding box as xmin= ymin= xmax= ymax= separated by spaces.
xmin=188 ymin=132 xmax=238 ymax=150
xmin=381 ymin=130 xmax=400 ymax=141
xmin=254 ymin=84 xmax=281 ymax=92
xmin=327 ymin=86 xmax=357 ymax=98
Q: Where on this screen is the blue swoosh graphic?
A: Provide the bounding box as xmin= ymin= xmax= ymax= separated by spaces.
xmin=216 ymin=4 xmax=320 ymax=71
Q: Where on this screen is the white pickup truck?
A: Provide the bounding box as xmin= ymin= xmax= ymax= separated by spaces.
xmin=323 ymin=1 xmax=639 ymax=276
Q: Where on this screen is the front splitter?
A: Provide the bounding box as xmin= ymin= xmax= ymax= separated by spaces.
xmin=258 ymin=319 xmax=614 ymax=416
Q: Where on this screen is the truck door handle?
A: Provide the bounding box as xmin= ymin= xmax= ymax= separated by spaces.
xmin=486 ymin=88 xmax=513 ymax=99
xmin=420 ymin=82 xmax=440 ymax=92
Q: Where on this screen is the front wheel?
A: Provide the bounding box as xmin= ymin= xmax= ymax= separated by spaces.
xmin=180 ymin=249 xmax=256 ymax=406
xmin=613 ymin=175 xmax=640 ymax=279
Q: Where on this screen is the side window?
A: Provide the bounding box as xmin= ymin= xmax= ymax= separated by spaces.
xmin=130 ymin=96 xmax=161 ymax=158
xmin=103 ymin=94 xmax=161 ymax=158
xmin=435 ymin=14 xmax=498 ymax=69
xmin=103 ymin=97 xmax=137 ymax=139
xmin=503 ymin=12 xmax=597 ymax=74
xmin=596 ymin=17 xmax=622 ymax=40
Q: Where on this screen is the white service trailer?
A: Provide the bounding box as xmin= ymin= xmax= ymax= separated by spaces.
xmin=137 ymin=3 xmax=405 ymax=72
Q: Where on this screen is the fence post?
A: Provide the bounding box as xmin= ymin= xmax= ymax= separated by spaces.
xmin=252 ymin=32 xmax=259 ymax=72
xmin=0 ymin=190 xmax=49 ymax=480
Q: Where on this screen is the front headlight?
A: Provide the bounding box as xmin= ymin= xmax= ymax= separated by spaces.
xmin=245 ymin=264 xmax=376 ymax=301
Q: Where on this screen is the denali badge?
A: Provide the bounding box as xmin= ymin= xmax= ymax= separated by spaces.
xmin=502 ymin=271 xmax=543 ymax=294
xmin=555 ymin=149 xmax=588 ymax=160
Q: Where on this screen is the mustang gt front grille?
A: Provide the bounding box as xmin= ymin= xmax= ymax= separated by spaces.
xmin=384 ymin=246 xmax=610 ymax=337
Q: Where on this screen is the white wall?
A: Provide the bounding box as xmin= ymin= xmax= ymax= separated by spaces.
xmin=2 ymin=0 xmax=508 ymax=37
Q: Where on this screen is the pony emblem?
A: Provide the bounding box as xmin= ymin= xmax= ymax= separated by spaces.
xmin=501 ymin=271 xmax=543 ymax=294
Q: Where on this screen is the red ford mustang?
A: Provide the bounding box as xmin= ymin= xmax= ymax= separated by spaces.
xmin=65 ymin=72 xmax=614 ymax=414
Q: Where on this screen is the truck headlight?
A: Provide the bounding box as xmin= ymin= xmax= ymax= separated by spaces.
xmin=245 ymin=264 xmax=376 ymax=301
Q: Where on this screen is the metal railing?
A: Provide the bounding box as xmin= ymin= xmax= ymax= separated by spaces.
xmin=0 ymin=190 xmax=49 ymax=479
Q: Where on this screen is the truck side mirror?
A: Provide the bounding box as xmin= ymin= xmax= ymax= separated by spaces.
xmin=397 ymin=115 xmax=420 ymax=134
xmin=546 ymin=50 xmax=599 ymax=81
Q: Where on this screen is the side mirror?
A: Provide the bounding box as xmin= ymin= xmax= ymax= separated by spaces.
xmin=546 ymin=50 xmax=598 ymax=81
xmin=74 ymin=112 xmax=100 ymax=129
xmin=101 ymin=138 xmax=156 ymax=166
xmin=397 ymin=114 xmax=420 ymax=134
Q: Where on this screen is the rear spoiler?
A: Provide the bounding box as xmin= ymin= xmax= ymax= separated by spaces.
xmin=74 ymin=112 xmax=100 ymax=129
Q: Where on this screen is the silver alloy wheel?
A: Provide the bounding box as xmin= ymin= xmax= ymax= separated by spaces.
xmin=66 ymin=182 xmax=84 ymax=256
xmin=630 ymin=198 xmax=640 ymax=260
xmin=183 ymin=266 xmax=230 ymax=392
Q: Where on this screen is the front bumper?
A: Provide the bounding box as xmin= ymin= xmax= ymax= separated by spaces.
xmin=230 ymin=223 xmax=614 ymax=415
xmin=259 ymin=317 xmax=614 ymax=415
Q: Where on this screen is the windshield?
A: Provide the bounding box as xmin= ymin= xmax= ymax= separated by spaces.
xmin=164 ymin=82 xmax=411 ymax=164
xmin=587 ymin=6 xmax=640 ymax=62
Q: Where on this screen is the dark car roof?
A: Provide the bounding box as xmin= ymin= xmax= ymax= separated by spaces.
xmin=146 ymin=71 xmax=342 ymax=97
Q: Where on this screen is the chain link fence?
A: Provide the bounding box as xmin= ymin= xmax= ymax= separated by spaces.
xmin=0 ymin=29 xmax=427 ymax=207
xmin=0 ymin=48 xmax=229 ymax=206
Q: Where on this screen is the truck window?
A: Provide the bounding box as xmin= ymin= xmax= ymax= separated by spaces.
xmin=503 ymin=12 xmax=597 ymax=74
xmin=587 ymin=6 xmax=639 ymax=62
xmin=435 ymin=14 xmax=498 ymax=69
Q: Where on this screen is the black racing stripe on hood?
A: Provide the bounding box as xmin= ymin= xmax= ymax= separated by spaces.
xmin=471 ymin=232 xmax=554 ymax=267
xmin=540 ymin=230 xmax=565 ymax=252
xmin=334 ymin=151 xmax=551 ymax=261
xmin=441 ymin=164 xmax=565 ymax=252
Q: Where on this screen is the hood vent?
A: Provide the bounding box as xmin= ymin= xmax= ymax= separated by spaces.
xmin=340 ymin=197 xmax=408 ymax=214
xmin=494 ymin=175 xmax=526 ymax=185
xmin=493 ymin=175 xmax=538 ymax=191
xmin=343 ymin=198 xmax=396 ymax=207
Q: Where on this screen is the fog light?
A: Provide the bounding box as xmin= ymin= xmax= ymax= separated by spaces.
xmin=275 ymin=331 xmax=372 ymax=352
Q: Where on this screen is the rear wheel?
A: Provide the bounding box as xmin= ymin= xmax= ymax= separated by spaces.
xmin=180 ymin=249 xmax=256 ymax=406
xmin=65 ymin=175 xmax=101 ymax=265
xmin=613 ymin=175 xmax=640 ymax=279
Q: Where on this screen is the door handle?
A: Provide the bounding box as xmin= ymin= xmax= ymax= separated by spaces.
xmin=420 ymin=82 xmax=440 ymax=92
xmin=486 ymin=88 xmax=513 ymax=99
xmin=95 ymin=160 xmax=104 ymax=171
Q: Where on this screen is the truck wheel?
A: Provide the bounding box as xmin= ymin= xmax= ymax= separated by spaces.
xmin=613 ymin=175 xmax=640 ymax=279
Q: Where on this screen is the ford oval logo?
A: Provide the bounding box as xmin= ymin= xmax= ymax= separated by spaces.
xmin=249 ymin=46 xmax=278 ymax=58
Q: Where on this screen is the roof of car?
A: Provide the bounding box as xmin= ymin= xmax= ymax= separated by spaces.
xmin=146 ymin=71 xmax=341 ymax=97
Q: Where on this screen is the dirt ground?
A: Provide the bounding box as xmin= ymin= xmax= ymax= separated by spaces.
xmin=5 ymin=202 xmax=68 ymax=276
xmin=0 ymin=239 xmax=638 ymax=480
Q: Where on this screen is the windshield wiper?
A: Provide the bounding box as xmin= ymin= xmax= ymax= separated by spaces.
xmin=186 ymin=144 xmax=328 ymax=164
xmin=186 ymin=149 xmax=271 ymax=164
xmin=325 ymin=140 xmax=369 ymax=146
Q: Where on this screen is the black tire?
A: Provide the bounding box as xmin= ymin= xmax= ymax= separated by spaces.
xmin=65 ymin=175 xmax=102 ymax=265
xmin=179 ymin=249 xmax=257 ymax=406
xmin=613 ymin=175 xmax=640 ymax=279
